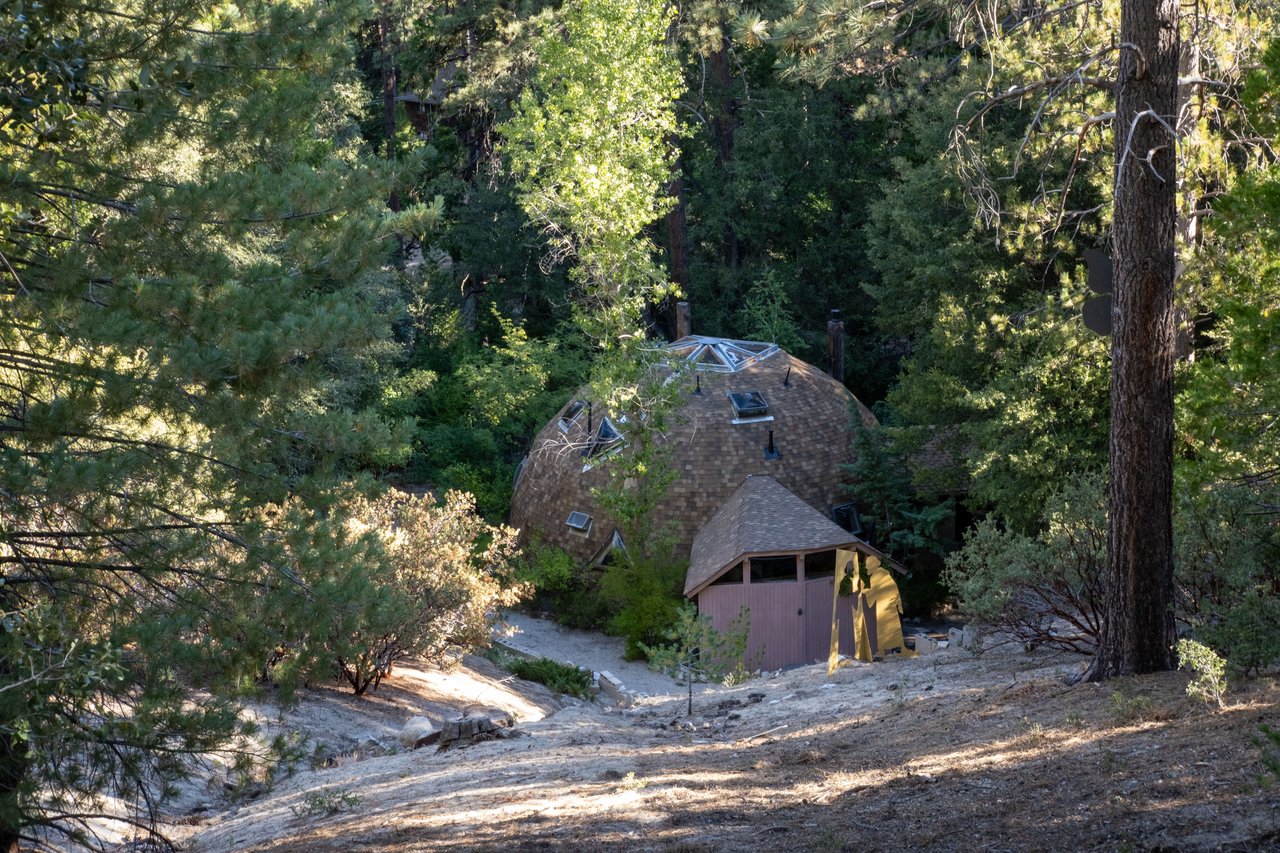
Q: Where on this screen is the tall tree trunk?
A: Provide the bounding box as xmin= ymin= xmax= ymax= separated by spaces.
xmin=379 ymin=5 xmax=401 ymax=212
xmin=709 ymin=37 xmax=738 ymax=276
xmin=664 ymin=166 xmax=690 ymax=295
xmin=1090 ymin=0 xmax=1180 ymax=679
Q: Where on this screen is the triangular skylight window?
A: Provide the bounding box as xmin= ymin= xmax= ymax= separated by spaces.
xmin=658 ymin=335 xmax=780 ymax=373
xmin=582 ymin=417 xmax=624 ymax=458
xmin=558 ymin=400 xmax=588 ymax=432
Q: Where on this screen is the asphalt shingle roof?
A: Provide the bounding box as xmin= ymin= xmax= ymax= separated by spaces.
xmin=685 ymin=474 xmax=858 ymax=596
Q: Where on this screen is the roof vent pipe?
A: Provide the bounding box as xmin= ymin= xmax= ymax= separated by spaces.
xmin=765 ymin=429 xmax=781 ymax=460
xmin=783 ymin=366 xmax=791 ymax=388
xmin=675 ymin=301 xmax=691 ymax=340
xmin=827 ymin=309 xmax=845 ymax=381
xmin=694 ymin=374 xmax=702 ymax=395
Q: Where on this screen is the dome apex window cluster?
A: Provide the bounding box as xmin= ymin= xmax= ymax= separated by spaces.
xmin=661 ymin=335 xmax=780 ymax=373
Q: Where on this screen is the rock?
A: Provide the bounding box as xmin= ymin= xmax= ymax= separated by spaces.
xmin=461 ymin=705 xmax=514 ymax=726
xmin=399 ymin=716 xmax=438 ymax=750
xmin=438 ymin=714 xmax=510 ymax=749
xmin=309 ymin=743 xmax=338 ymax=769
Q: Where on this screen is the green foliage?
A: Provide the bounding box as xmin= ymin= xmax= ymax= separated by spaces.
xmin=1175 ymin=487 xmax=1280 ymax=676
xmin=600 ymin=555 xmax=689 ymax=661
xmin=398 ymin=309 xmax=590 ymax=520
xmin=1109 ymin=690 xmax=1156 ymax=725
xmin=1257 ymin=724 xmax=1280 ymax=780
xmin=944 ymin=473 xmax=1106 ymax=654
xmin=516 ymin=541 xmax=615 ymax=629
xmin=642 ymin=603 xmax=752 ymax=716
xmin=1172 ymin=48 xmax=1280 ymax=676
xmin=506 ymin=657 xmax=593 ymax=699
xmin=1175 ymin=639 xmax=1228 ymax=709
xmin=846 ymin=423 xmax=952 ymax=558
xmin=501 ymin=0 xmax=685 ymax=344
xmin=0 ymin=1 xmax=430 ymax=846
xmin=310 ymin=491 xmax=529 ymax=696
xmin=736 ymin=268 xmax=806 ymax=354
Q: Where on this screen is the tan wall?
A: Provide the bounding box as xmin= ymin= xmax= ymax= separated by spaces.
xmin=696 ymin=554 xmax=860 ymax=670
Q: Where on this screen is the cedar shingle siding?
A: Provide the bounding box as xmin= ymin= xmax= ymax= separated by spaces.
xmin=509 ymin=338 xmax=877 ymax=566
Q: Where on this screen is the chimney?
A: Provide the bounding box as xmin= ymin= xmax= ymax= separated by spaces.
xmin=827 ymin=309 xmax=845 ymax=381
xmin=675 ymin=301 xmax=691 ymax=340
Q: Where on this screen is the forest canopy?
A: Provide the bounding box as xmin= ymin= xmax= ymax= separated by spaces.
xmin=2 ymin=0 xmax=1278 ymax=848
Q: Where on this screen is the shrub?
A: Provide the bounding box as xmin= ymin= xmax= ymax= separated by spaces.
xmin=1175 ymin=485 xmax=1280 ymax=676
xmin=944 ymin=473 xmax=1105 ymax=653
xmin=273 ymin=490 xmax=530 ymax=695
xmin=1175 ymin=638 xmax=1228 ymax=708
xmin=506 ymin=656 xmax=593 ymax=698
xmin=1110 ymin=690 xmax=1156 ymax=724
xmin=517 ymin=542 xmax=616 ymax=629
xmin=291 ymin=789 xmax=363 ymax=818
xmin=600 ymin=554 xmax=688 ymax=660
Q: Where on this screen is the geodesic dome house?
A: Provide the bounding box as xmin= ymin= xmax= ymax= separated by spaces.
xmin=509 ymin=334 xmax=878 ymax=569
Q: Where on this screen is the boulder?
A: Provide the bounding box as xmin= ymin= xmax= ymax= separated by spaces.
xmin=437 ymin=714 xmax=523 ymax=749
xmin=399 ymin=716 xmax=439 ymax=750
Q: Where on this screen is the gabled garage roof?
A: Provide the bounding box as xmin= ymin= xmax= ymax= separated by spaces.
xmin=685 ymin=475 xmax=858 ymax=596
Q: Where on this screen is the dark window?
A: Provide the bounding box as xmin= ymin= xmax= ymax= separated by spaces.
xmin=750 ymin=555 xmax=796 ymax=583
xmin=595 ymin=529 xmax=626 ymax=567
xmin=831 ymin=502 xmax=864 ymax=536
xmin=805 ymin=550 xmax=837 ymax=579
xmin=565 ymin=511 xmax=592 ymax=534
xmin=558 ymin=400 xmax=588 ymax=432
xmin=729 ymin=391 xmax=769 ymax=418
xmin=709 ymin=562 xmax=743 ymax=586
xmin=582 ymin=417 xmax=623 ymax=458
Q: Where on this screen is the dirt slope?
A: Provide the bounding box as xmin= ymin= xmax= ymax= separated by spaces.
xmin=173 ymin=642 xmax=1280 ymax=853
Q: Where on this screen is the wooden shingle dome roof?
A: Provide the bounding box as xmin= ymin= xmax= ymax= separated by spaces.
xmin=508 ymin=336 xmax=878 ymax=564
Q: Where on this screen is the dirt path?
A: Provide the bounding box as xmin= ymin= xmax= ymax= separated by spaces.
xmin=498 ymin=611 xmax=721 ymax=700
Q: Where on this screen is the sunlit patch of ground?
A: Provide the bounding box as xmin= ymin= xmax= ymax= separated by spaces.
xmin=181 ymin=648 xmax=1280 ymax=852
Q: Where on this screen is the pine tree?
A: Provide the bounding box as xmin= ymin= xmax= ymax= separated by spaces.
xmin=1088 ymin=0 xmax=1181 ymax=679
xmin=0 ymin=2 xmax=430 ymax=848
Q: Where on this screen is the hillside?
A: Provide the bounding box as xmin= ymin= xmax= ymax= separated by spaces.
xmin=173 ymin=639 xmax=1280 ymax=852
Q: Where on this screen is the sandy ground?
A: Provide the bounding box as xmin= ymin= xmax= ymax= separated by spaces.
xmin=497 ymin=611 xmax=719 ymax=699
xmin=168 ymin=629 xmax=1280 ymax=853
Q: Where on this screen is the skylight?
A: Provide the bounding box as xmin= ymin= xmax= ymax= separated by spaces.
xmin=558 ymin=400 xmax=588 ymax=433
xmin=831 ymin=502 xmax=864 ymax=536
xmin=728 ymin=391 xmax=769 ymax=419
xmin=660 ymin=335 xmax=781 ymax=373
xmin=581 ymin=417 xmax=624 ymax=458
xmin=565 ymin=511 xmax=592 ymax=535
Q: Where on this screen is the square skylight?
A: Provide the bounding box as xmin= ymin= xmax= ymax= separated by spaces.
xmin=565 ymin=511 xmax=592 ymax=533
xmin=728 ymin=391 xmax=769 ymax=418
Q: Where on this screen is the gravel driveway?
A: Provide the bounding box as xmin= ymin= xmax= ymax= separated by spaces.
xmin=496 ymin=611 xmax=719 ymax=702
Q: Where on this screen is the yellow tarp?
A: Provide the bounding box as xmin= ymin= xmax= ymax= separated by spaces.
xmin=828 ymin=550 xmax=856 ymax=674
xmin=863 ymin=555 xmax=915 ymax=659
xmin=829 ymin=549 xmax=914 ymax=673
